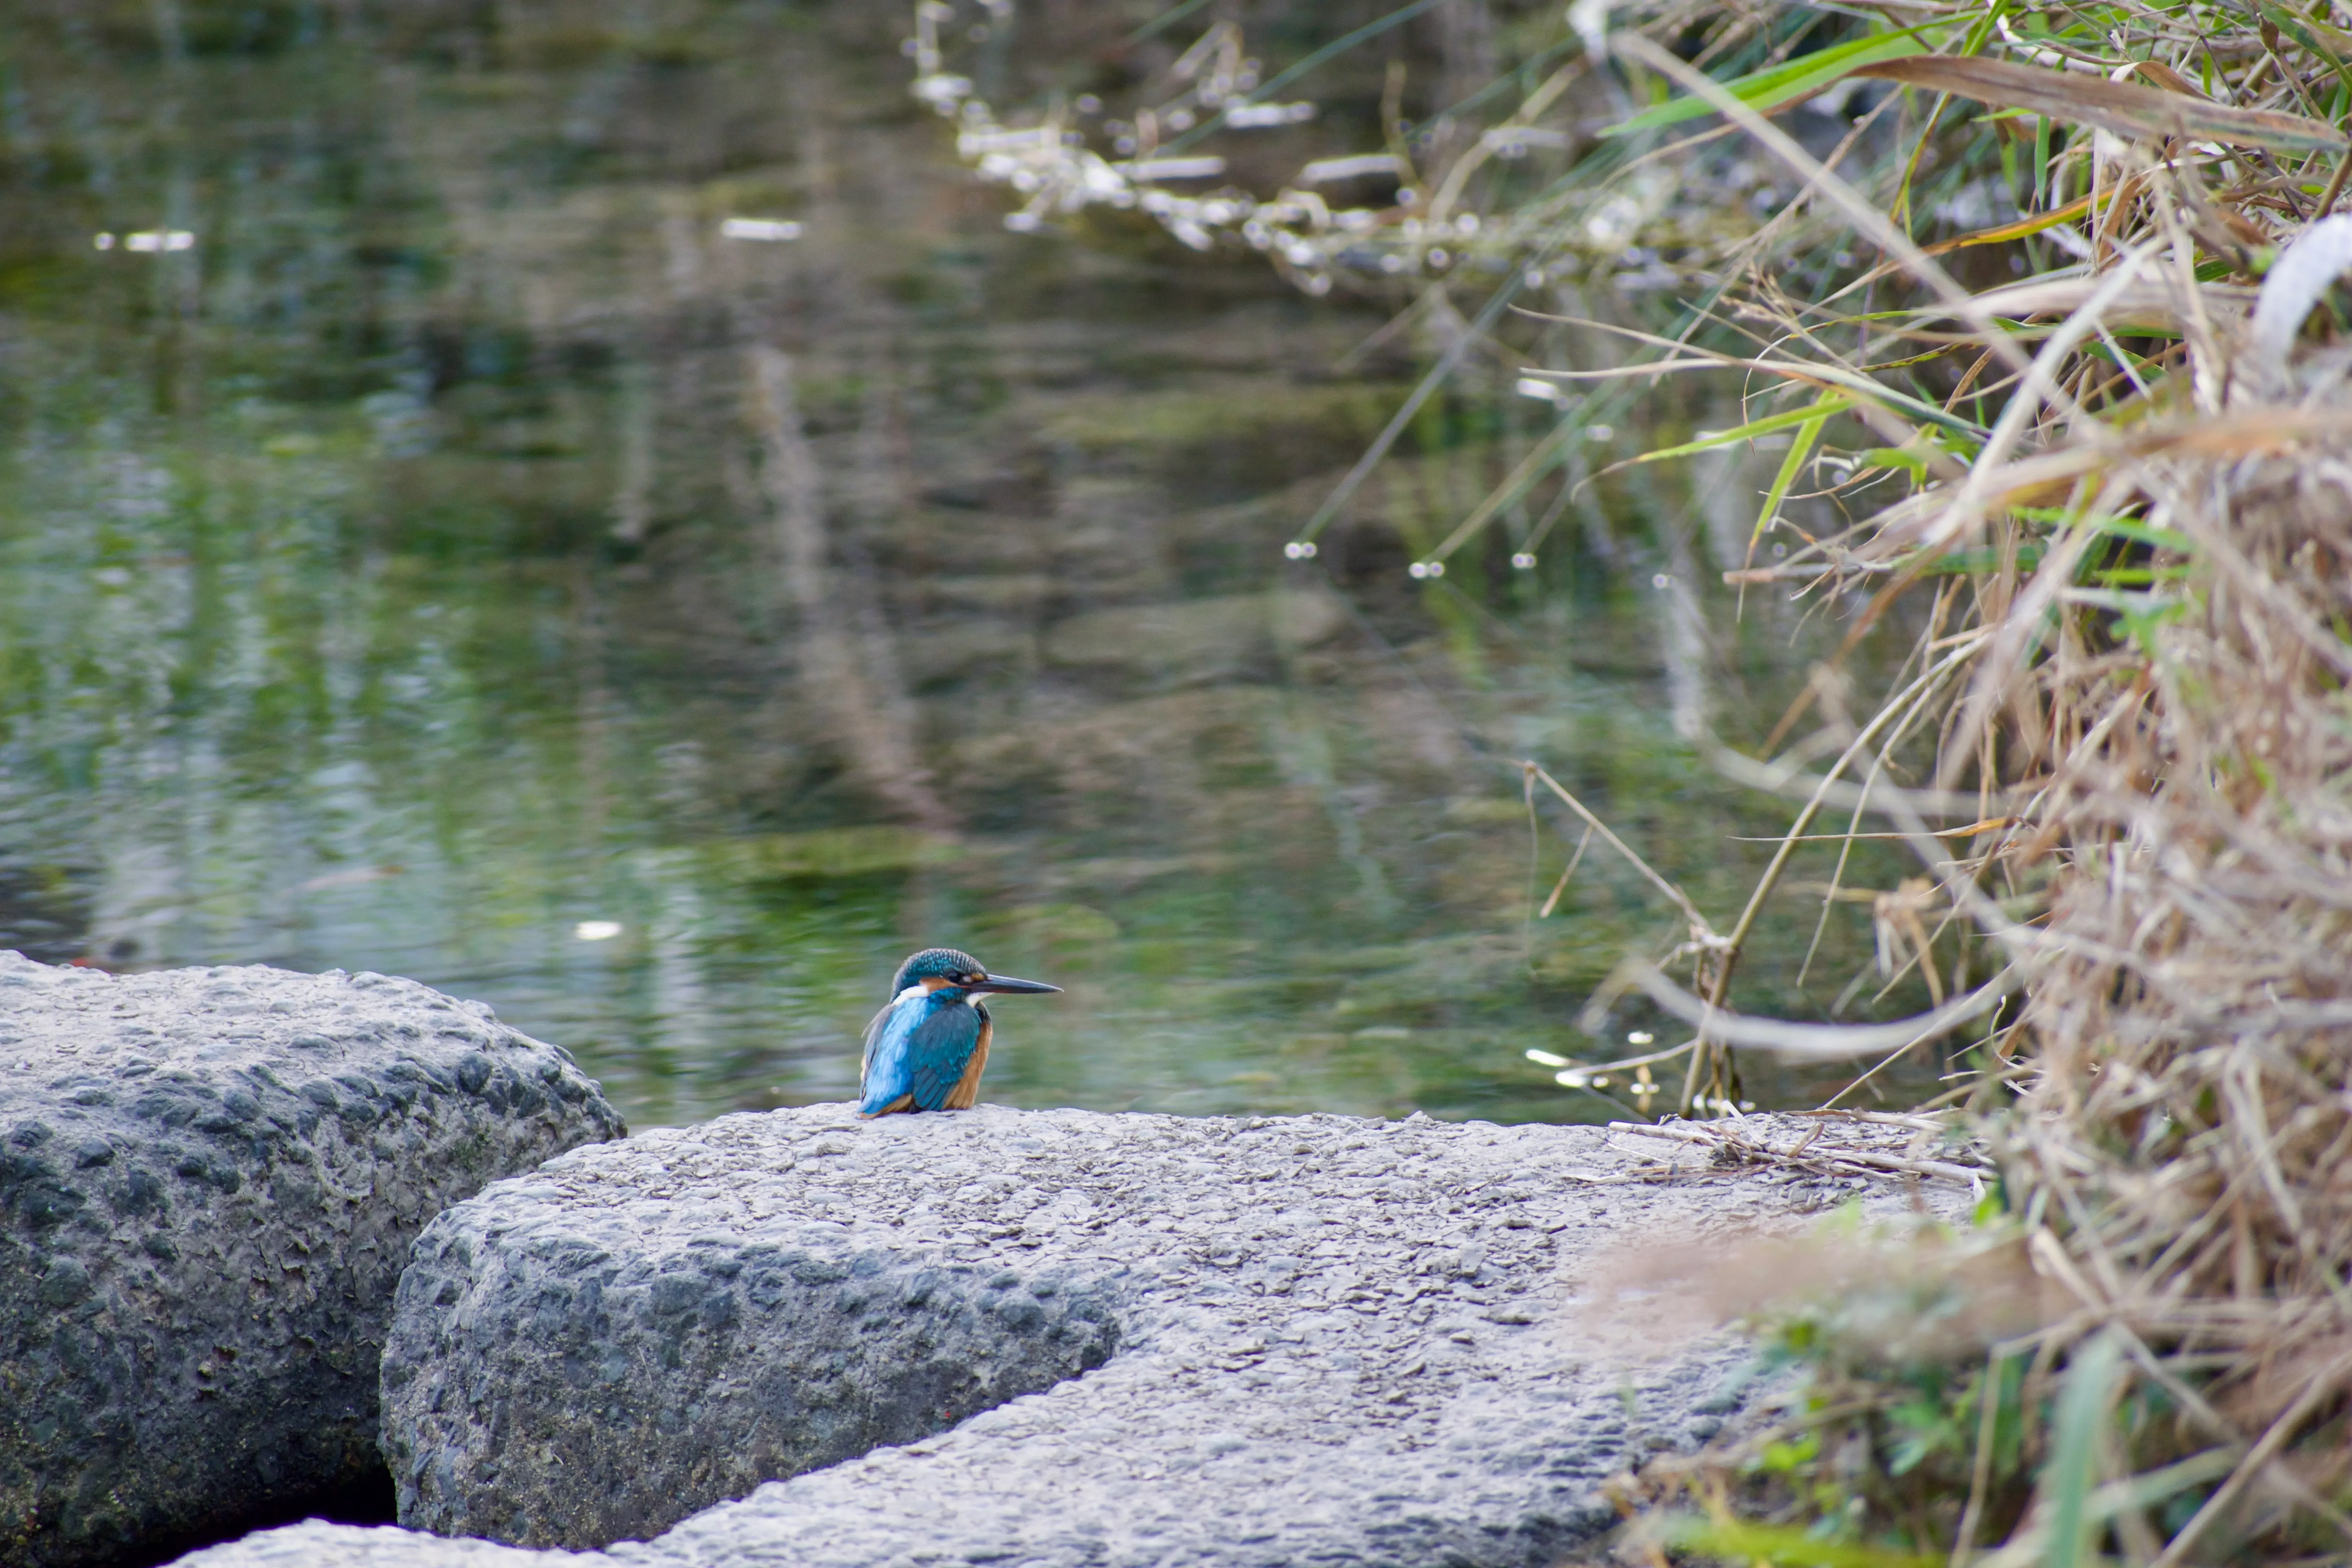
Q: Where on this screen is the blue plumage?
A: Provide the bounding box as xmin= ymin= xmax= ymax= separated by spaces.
xmin=857 ymin=947 xmax=1060 ymax=1117
xmin=860 ymin=988 xmax=986 ymax=1114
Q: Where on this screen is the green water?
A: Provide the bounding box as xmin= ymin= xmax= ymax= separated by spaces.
xmin=0 ymin=2 xmax=1933 ymax=1129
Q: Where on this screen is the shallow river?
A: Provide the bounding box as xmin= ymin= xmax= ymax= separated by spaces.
xmin=0 ymin=2 xmax=1933 ymax=1128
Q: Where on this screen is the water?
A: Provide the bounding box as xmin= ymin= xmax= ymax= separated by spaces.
xmin=0 ymin=2 xmax=1936 ymax=1130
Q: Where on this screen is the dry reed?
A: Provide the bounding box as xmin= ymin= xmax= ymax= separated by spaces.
xmin=1555 ymin=6 xmax=2352 ymax=1562
xmin=915 ymin=1 xmax=2352 ymax=1557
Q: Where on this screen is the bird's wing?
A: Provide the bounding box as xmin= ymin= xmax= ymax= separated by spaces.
xmin=903 ymin=998 xmax=986 ymax=1111
xmin=859 ymin=997 xmax=919 ymax=1114
xmin=859 ymin=1000 xmax=895 ymax=1083
xmin=859 ymin=994 xmax=984 ymax=1113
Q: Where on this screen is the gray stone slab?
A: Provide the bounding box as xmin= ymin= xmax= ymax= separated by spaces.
xmin=175 ymin=1102 xmax=1912 ymax=1568
xmin=382 ymin=1160 xmax=1121 ymax=1547
xmin=0 ymin=953 xmax=624 ymax=1567
xmin=181 ymin=1521 xmax=581 ymax=1567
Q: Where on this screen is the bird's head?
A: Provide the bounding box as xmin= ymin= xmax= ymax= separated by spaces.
xmin=888 ymin=947 xmax=1062 ymax=1002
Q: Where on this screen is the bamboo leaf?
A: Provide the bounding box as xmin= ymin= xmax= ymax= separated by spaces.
xmin=1601 ymin=28 xmax=1934 ymax=138
xmin=1853 ymin=55 xmax=2348 ymax=152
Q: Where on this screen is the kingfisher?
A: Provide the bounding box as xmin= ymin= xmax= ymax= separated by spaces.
xmin=857 ymin=947 xmax=1060 ymax=1117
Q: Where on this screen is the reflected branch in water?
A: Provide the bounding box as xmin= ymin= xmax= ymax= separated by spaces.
xmin=746 ymin=345 xmax=952 ymax=833
xmin=609 ymin=355 xmax=656 ymax=546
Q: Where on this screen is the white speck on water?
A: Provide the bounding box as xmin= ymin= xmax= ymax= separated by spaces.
xmin=575 ymin=922 xmax=623 ymax=942
xmin=720 ymin=218 xmax=802 ymax=241
xmin=1299 ymin=153 xmax=1404 ymax=185
xmin=1121 ymin=156 xmax=1227 ymax=181
xmin=1226 ymin=102 xmax=1315 ymax=128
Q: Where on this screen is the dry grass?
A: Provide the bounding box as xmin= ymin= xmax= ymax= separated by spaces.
xmin=919 ymin=1 xmax=2352 ymax=1557
xmin=1540 ymin=5 xmax=2352 ymax=1563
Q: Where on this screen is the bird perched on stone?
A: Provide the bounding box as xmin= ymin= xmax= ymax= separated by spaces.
xmin=858 ymin=947 xmax=1060 ymax=1117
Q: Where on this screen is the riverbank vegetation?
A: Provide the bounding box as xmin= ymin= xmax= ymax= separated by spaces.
xmin=927 ymin=0 xmax=2352 ymax=1560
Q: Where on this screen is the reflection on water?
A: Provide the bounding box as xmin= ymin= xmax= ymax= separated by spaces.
xmin=0 ymin=2 xmax=1925 ymax=1129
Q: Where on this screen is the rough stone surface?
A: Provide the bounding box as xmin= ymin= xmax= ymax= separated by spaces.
xmin=0 ymin=953 xmax=625 ymax=1568
xmin=184 ymin=1522 xmax=577 ymax=1566
xmin=179 ymin=1102 xmax=1930 ymax=1568
xmin=382 ymin=1154 xmax=1121 ymax=1547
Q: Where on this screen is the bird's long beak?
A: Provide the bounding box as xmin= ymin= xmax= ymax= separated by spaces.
xmin=968 ymin=974 xmax=1061 ymax=995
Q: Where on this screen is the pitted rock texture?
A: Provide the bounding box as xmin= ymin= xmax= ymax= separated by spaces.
xmin=385 ymin=1161 xmax=1120 ymax=1546
xmin=185 ymin=1103 xmax=1918 ymax=1568
xmin=0 ymin=953 xmax=624 ymax=1568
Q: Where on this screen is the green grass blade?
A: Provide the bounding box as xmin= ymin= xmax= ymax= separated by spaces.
xmin=1423 ymin=417 xmax=1584 ymax=562
xmin=1601 ymin=26 xmax=1937 ymax=139
xmin=1753 ymin=412 xmax=1829 ymax=548
xmin=1657 ymin=1515 xmax=1941 ymax=1568
xmin=1521 ymin=361 xmax=1984 ymax=442
xmin=1124 ymin=0 xmax=1216 ymax=47
xmin=1634 ymin=395 xmax=1851 ymax=465
xmin=2043 ymin=1330 xmax=2124 ymax=1568
xmin=2254 ymin=1 xmax=2352 ymax=100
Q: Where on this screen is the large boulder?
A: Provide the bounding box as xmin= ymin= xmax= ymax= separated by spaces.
xmin=180 ymin=1103 xmax=1920 ymax=1568
xmin=0 ymin=953 xmax=624 ymax=1568
xmin=383 ymin=1178 xmax=1121 ymax=1548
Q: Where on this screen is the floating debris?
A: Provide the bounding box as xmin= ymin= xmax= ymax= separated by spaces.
xmin=1117 ymin=156 xmax=1227 ymax=181
xmin=719 ymin=218 xmax=802 ymax=241
xmin=1225 ymin=101 xmax=1316 ymax=128
xmin=1298 ymin=154 xmax=1405 ymax=185
xmin=95 ymin=230 xmax=195 ymax=252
